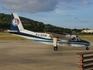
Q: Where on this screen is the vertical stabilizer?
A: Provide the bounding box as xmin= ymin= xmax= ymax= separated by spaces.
xmin=10 ymin=13 xmax=24 ymax=32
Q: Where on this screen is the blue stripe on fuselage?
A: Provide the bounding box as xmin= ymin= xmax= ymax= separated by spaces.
xmin=10 ymin=32 xmax=52 ymax=40
xmin=70 ymin=42 xmax=90 ymax=46
xmin=10 ymin=32 xmax=89 ymax=46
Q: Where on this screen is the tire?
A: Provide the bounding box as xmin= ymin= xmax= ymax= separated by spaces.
xmin=54 ymin=46 xmax=58 ymax=51
xmin=86 ymin=47 xmax=89 ymax=50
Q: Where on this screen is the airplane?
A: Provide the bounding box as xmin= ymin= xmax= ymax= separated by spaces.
xmin=10 ymin=13 xmax=90 ymax=51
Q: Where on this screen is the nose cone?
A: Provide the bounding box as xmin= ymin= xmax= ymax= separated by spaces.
xmin=81 ymin=40 xmax=90 ymax=46
xmin=69 ymin=40 xmax=90 ymax=47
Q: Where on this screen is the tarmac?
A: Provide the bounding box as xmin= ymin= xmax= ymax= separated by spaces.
xmin=0 ymin=40 xmax=93 ymax=70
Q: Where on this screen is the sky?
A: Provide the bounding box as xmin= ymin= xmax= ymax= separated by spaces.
xmin=0 ymin=0 xmax=93 ymax=29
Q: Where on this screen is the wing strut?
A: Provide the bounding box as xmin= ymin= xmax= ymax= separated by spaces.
xmin=53 ymin=37 xmax=58 ymax=51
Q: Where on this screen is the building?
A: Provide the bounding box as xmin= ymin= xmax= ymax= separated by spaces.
xmin=82 ymin=30 xmax=93 ymax=33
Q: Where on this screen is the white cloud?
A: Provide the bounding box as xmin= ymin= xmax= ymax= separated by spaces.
xmin=0 ymin=0 xmax=59 ymax=13
xmin=0 ymin=0 xmax=92 ymax=13
xmin=82 ymin=0 xmax=93 ymax=5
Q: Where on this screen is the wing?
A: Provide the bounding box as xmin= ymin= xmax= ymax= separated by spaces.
xmin=46 ymin=32 xmax=69 ymax=40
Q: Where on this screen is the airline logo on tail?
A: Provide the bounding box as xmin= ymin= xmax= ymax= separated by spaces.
xmin=12 ymin=18 xmax=19 ymax=26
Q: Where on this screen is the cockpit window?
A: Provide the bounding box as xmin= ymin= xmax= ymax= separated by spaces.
xmin=71 ymin=35 xmax=81 ymax=41
xmin=71 ymin=37 xmax=76 ymax=40
xmin=76 ymin=36 xmax=81 ymax=41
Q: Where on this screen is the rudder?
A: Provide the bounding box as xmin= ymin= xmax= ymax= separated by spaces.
xmin=10 ymin=13 xmax=24 ymax=32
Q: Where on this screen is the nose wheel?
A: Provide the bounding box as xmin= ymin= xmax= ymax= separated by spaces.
xmin=53 ymin=37 xmax=58 ymax=51
xmin=86 ymin=47 xmax=89 ymax=50
xmin=54 ymin=46 xmax=58 ymax=51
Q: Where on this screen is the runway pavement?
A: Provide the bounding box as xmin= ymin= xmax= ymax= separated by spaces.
xmin=0 ymin=40 xmax=93 ymax=70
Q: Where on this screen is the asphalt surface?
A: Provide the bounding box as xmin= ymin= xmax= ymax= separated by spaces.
xmin=0 ymin=40 xmax=93 ymax=70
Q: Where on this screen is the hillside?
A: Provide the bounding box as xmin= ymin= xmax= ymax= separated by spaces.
xmin=0 ymin=13 xmax=82 ymax=33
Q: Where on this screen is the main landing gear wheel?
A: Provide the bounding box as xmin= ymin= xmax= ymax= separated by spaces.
xmin=86 ymin=47 xmax=89 ymax=50
xmin=54 ymin=46 xmax=58 ymax=51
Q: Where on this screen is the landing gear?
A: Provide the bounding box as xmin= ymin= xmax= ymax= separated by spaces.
xmin=53 ymin=37 xmax=58 ymax=51
xmin=86 ymin=47 xmax=89 ymax=50
xmin=54 ymin=46 xmax=58 ymax=51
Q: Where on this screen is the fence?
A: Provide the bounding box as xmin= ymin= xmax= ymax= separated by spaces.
xmin=77 ymin=52 xmax=93 ymax=70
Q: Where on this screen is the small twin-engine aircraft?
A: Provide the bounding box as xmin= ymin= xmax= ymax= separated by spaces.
xmin=10 ymin=13 xmax=90 ymax=51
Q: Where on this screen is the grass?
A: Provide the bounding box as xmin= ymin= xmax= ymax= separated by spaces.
xmin=0 ymin=32 xmax=28 ymax=40
xmin=79 ymin=35 xmax=93 ymax=40
xmin=0 ymin=32 xmax=93 ymax=41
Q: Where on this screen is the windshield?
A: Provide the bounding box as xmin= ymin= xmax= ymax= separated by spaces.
xmin=71 ymin=35 xmax=81 ymax=41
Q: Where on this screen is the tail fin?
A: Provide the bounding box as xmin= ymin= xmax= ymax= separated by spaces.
xmin=10 ymin=13 xmax=24 ymax=32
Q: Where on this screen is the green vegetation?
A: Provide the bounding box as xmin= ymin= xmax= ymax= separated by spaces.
xmin=0 ymin=13 xmax=92 ymax=35
xmin=0 ymin=13 xmax=81 ymax=33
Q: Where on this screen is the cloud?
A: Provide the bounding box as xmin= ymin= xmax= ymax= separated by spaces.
xmin=82 ymin=0 xmax=93 ymax=5
xmin=80 ymin=20 xmax=88 ymax=23
xmin=0 ymin=0 xmax=60 ymax=13
xmin=36 ymin=14 xmax=46 ymax=17
xmin=75 ymin=17 xmax=78 ymax=19
xmin=0 ymin=0 xmax=92 ymax=13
